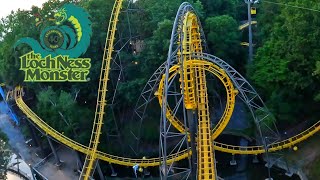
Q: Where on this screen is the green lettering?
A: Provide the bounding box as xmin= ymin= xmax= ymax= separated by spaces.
xmin=25 ymin=69 xmax=40 ymax=82
xmin=57 ymin=56 xmax=70 ymax=69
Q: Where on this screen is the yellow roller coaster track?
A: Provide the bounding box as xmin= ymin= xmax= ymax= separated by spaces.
xmin=80 ymin=0 xmax=123 ymax=179
xmin=13 ymin=78 xmax=320 ymax=167
xmin=157 ymin=61 xmax=236 ymax=140
xmin=195 ymin=66 xmax=216 ymax=179
xmin=180 ymin=12 xmax=216 ymax=179
xmin=9 ymin=1 xmax=320 ymax=179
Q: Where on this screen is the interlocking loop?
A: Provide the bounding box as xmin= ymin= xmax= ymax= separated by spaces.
xmin=9 ymin=1 xmax=320 ymax=179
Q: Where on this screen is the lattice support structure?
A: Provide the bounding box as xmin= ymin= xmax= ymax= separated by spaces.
xmin=10 ymin=2 xmax=320 ymax=180
xmin=159 ymin=2 xmax=211 ymax=179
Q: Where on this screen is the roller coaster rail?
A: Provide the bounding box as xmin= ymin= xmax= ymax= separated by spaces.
xmin=13 ymin=66 xmax=320 ymax=177
xmin=6 ymin=1 xmax=320 ymax=180
xmin=12 ymin=70 xmax=320 ymax=177
xmin=80 ymin=0 xmax=124 ymax=179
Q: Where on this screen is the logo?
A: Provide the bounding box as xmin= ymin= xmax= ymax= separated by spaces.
xmin=14 ymin=4 xmax=92 ymax=82
xmin=20 ymin=51 xmax=90 ymax=82
xmin=43 ymin=29 xmax=64 ymax=49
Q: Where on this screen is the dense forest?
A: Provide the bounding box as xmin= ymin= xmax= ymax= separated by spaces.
xmin=0 ymin=0 xmax=319 ymax=177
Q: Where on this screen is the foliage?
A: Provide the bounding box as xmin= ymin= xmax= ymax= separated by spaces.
xmin=0 ymin=131 xmax=10 ymax=180
xmin=205 ymin=15 xmax=244 ymax=67
xmin=307 ymin=154 xmax=320 ymax=179
xmin=200 ymin=0 xmax=239 ymax=18
xmin=0 ymin=0 xmax=319 ymax=159
xmin=250 ymin=0 xmax=320 ymax=125
xmin=314 ymin=61 xmax=320 ymax=101
xmin=36 ymin=87 xmax=93 ymax=145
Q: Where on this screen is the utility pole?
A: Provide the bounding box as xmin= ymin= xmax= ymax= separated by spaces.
xmin=244 ymin=0 xmax=259 ymax=63
xmin=245 ymin=0 xmax=254 ymax=63
xmin=248 ymin=1 xmax=253 ymax=63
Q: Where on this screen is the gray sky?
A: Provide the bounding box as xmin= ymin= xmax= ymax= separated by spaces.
xmin=0 ymin=0 xmax=140 ymax=19
xmin=0 ymin=0 xmax=48 ymax=19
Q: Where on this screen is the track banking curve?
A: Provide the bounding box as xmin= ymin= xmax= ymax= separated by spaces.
xmin=13 ymin=74 xmax=320 ymax=167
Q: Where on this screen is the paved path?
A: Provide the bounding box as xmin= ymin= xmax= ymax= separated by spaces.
xmin=0 ymin=102 xmax=37 ymax=164
xmin=0 ymin=101 xmax=79 ymax=180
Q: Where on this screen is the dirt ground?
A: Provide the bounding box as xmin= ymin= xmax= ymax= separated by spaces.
xmin=36 ymin=146 xmax=80 ymax=180
xmin=285 ymin=133 xmax=320 ymax=179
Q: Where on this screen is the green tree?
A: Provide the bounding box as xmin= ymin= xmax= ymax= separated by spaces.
xmin=200 ymin=0 xmax=239 ymax=18
xmin=205 ymin=15 xmax=244 ymax=67
xmin=0 ymin=10 xmax=36 ymax=85
xmin=0 ymin=0 xmax=73 ymax=85
xmin=250 ymin=0 xmax=320 ymax=126
xmin=36 ymin=87 xmax=92 ymax=145
xmin=314 ymin=61 xmax=320 ymax=101
xmin=0 ymin=131 xmax=11 ymax=180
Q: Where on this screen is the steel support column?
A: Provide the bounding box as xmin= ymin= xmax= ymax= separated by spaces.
xmin=47 ymin=136 xmax=61 ymax=166
xmin=187 ymin=110 xmax=197 ymax=179
xmin=246 ymin=1 xmax=253 ymax=63
xmin=96 ymin=161 xmax=106 ymax=180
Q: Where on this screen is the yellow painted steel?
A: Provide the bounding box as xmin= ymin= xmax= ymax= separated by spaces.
xmin=157 ymin=62 xmax=236 ymax=141
xmin=179 ymin=11 xmax=237 ymax=179
xmin=195 ymin=66 xmax=216 ymax=179
xmin=157 ymin=60 xmax=236 ymax=179
xmin=14 ymin=86 xmax=189 ymax=167
xmin=251 ymin=7 xmax=257 ymax=15
xmin=214 ymin=120 xmax=320 ymax=154
xmin=181 ymin=12 xmax=216 ymax=179
xmin=179 ymin=12 xmax=198 ymax=110
xmin=9 ymin=1 xmax=320 ymax=178
xmin=13 ymin=85 xmax=320 ymax=167
xmin=180 ymin=12 xmax=236 ymax=141
xmin=81 ymin=0 xmax=123 ymax=179
xmin=239 ymin=21 xmax=257 ymax=30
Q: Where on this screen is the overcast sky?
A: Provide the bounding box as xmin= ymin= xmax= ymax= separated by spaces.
xmin=0 ymin=0 xmax=49 ymax=19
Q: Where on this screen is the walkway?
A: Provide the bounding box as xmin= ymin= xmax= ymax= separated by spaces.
xmin=0 ymin=101 xmax=79 ymax=180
